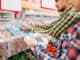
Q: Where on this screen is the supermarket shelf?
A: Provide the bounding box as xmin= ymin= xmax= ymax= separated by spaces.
xmin=25 ymin=10 xmax=60 ymax=17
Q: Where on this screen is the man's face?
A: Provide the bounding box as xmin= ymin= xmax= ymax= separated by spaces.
xmin=71 ymin=0 xmax=80 ymax=12
xmin=55 ymin=0 xmax=66 ymax=12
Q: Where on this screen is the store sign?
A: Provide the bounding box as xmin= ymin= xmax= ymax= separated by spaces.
xmin=41 ymin=0 xmax=56 ymax=10
xmin=0 ymin=0 xmax=21 ymax=11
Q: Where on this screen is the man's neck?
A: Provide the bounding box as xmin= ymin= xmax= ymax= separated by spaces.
xmin=60 ymin=6 xmax=72 ymax=16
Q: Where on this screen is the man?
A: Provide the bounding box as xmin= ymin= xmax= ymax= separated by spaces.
xmin=32 ymin=0 xmax=79 ymax=60
xmin=32 ymin=0 xmax=80 ymax=60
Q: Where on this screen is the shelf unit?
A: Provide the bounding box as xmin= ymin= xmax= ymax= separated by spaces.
xmin=0 ymin=11 xmax=15 ymax=28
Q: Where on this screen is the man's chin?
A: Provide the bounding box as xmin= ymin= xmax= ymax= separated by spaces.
xmin=57 ymin=7 xmax=65 ymax=12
